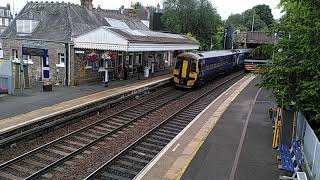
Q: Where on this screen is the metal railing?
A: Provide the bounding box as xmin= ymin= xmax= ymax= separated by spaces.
xmin=296 ymin=112 xmax=320 ymax=180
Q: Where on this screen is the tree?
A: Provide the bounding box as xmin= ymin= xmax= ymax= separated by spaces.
xmin=131 ymin=2 xmax=143 ymax=9
xmin=253 ymin=4 xmax=274 ymax=27
xmin=242 ymin=9 xmax=268 ymax=31
xmin=258 ymin=0 xmax=320 ymax=137
xmin=226 ymin=5 xmax=274 ymax=32
xmin=226 ymin=14 xmax=247 ymax=31
xmin=162 ymin=0 xmax=222 ymax=50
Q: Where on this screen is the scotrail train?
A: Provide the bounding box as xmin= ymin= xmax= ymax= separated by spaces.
xmin=173 ymin=49 xmax=251 ymax=88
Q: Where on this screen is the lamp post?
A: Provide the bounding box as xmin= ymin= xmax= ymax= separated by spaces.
xmin=231 ymin=30 xmax=240 ymax=49
xmin=223 ymin=28 xmax=227 ymax=49
xmin=210 ymin=36 xmax=214 ymax=50
xmin=251 ymin=9 xmax=255 ymax=32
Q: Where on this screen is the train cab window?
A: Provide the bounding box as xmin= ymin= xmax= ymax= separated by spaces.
xmin=175 ymin=59 xmax=182 ymax=69
xmin=190 ymin=63 xmax=197 ymax=72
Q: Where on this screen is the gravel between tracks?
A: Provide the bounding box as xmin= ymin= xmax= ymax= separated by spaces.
xmin=0 ymin=87 xmax=172 ymax=164
xmin=50 ymin=75 xmax=238 ymax=180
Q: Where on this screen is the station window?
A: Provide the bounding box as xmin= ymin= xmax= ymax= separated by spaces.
xmin=138 ymin=53 xmax=142 ymax=65
xmin=59 ymin=53 xmax=65 ymax=64
xmin=12 ymin=49 xmax=18 ymax=60
xmin=118 ymin=53 xmax=123 ymax=66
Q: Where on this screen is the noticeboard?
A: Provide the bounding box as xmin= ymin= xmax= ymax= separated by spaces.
xmin=22 ymin=47 xmax=46 ymax=56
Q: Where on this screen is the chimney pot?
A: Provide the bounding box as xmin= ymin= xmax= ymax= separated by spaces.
xmin=81 ymin=0 xmax=93 ymax=10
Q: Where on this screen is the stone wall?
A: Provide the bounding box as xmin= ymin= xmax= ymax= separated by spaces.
xmin=72 ymin=48 xmax=101 ymax=85
xmin=2 ymin=39 xmax=66 ymax=86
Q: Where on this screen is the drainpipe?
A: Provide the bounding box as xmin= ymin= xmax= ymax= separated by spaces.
xmin=65 ymin=43 xmax=71 ymax=86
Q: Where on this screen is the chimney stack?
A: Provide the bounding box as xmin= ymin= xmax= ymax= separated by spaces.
xmin=119 ymin=5 xmax=124 ymax=14
xmin=81 ymin=0 xmax=93 ymax=10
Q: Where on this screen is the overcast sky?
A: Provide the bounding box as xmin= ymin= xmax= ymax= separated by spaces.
xmin=1 ymin=0 xmax=283 ymax=20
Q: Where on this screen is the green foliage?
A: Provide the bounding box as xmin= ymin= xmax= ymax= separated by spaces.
xmin=242 ymin=9 xmax=268 ymax=31
xmin=131 ymin=2 xmax=144 ymax=9
xmin=186 ymin=32 xmax=199 ymax=43
xmin=226 ymin=4 xmax=273 ymax=32
xmin=226 ymin=14 xmax=247 ymax=31
xmin=251 ymin=44 xmax=274 ymax=59
xmin=258 ymin=0 xmax=320 ymax=136
xmin=162 ymin=0 xmax=222 ymax=50
xmin=253 ymin=4 xmax=274 ymax=27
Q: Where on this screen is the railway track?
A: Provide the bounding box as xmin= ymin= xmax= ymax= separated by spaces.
xmin=84 ymin=73 xmax=244 ymax=180
xmin=0 ymin=89 xmax=188 ymax=180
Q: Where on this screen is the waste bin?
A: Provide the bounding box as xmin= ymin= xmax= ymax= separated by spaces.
xmin=144 ymin=67 xmax=149 ymax=78
xmin=42 ymin=81 xmax=52 ymax=92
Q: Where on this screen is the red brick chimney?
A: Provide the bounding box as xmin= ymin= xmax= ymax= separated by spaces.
xmin=81 ymin=0 xmax=93 ymax=10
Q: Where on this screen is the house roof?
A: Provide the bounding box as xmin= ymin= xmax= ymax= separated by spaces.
xmin=1 ymin=1 xmax=198 ymax=50
xmin=122 ymin=8 xmax=149 ymax=20
xmin=0 ymin=2 xmax=149 ymax=42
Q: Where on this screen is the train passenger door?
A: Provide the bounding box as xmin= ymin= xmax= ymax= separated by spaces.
xmin=181 ymin=60 xmax=189 ymax=78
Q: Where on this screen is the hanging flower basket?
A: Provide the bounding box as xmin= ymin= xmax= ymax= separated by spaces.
xmin=86 ymin=52 xmax=98 ymax=62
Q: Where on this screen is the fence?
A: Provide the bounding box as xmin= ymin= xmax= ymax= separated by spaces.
xmin=296 ymin=112 xmax=320 ymax=180
xmin=0 ymin=60 xmax=14 ymax=95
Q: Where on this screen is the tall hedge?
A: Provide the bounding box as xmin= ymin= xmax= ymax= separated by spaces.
xmin=259 ymin=0 xmax=320 ymax=136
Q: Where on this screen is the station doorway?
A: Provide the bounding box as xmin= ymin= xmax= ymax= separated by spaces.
xmin=14 ymin=47 xmax=49 ymax=88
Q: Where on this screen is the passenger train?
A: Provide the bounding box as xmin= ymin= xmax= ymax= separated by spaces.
xmin=173 ymin=49 xmax=251 ymax=88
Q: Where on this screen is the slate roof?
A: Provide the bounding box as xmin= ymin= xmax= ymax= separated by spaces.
xmin=122 ymin=8 xmax=149 ymax=20
xmin=0 ymin=2 xmax=149 ymax=42
xmin=1 ymin=1 xmax=197 ymax=46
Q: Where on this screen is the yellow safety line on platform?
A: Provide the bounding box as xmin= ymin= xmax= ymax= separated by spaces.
xmin=174 ymin=75 xmax=256 ymax=180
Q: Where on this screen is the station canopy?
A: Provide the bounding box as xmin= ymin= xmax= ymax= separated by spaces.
xmin=73 ymin=23 xmax=199 ymax=52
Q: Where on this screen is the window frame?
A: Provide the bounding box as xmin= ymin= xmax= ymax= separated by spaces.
xmin=4 ymin=18 xmax=9 ymax=26
xmin=16 ymin=20 xmax=39 ymax=34
xmin=59 ymin=53 xmax=65 ymax=64
xmin=12 ymin=49 xmax=18 ymax=60
xmin=0 ymin=9 xmax=4 ymax=16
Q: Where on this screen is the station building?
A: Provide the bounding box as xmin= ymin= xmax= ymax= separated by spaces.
xmin=0 ymin=1 xmax=198 ymax=87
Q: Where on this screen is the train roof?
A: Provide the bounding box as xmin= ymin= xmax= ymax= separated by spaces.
xmin=236 ymin=49 xmax=252 ymax=53
xmin=197 ymin=50 xmax=235 ymax=59
xmin=177 ymin=49 xmax=252 ymax=60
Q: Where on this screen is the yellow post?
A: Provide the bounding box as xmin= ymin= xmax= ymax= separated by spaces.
xmin=272 ymin=107 xmax=281 ymax=149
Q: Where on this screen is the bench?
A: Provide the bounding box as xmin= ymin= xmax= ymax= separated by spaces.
xmin=278 ymin=140 xmax=306 ymax=179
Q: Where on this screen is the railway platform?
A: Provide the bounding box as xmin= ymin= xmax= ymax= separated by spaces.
xmin=0 ymin=72 xmax=171 ymax=141
xmin=138 ymin=75 xmax=279 ymax=180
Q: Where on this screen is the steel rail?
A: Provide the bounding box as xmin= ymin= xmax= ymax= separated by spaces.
xmin=84 ymin=73 xmax=244 ymax=180
xmin=0 ymin=89 xmax=186 ymax=177
xmin=23 ymin=90 xmax=189 ymax=179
